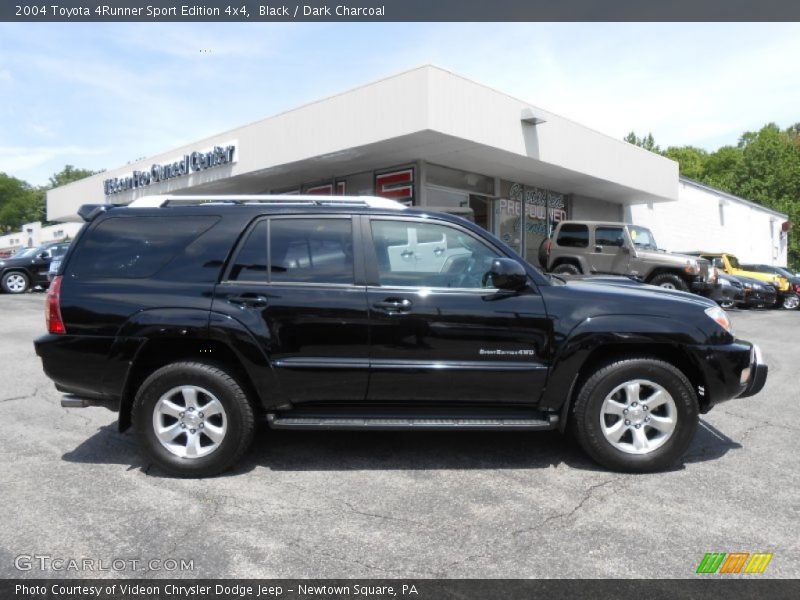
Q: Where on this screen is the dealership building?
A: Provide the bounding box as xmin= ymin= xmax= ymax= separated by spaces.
xmin=45 ymin=65 xmax=789 ymax=267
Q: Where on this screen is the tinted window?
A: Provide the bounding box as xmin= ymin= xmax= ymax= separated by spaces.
xmin=50 ymin=244 xmax=70 ymax=258
xmin=229 ymin=221 xmax=267 ymax=282
xmin=68 ymin=216 xmax=218 ymax=279
xmin=371 ymin=220 xmax=500 ymax=288
xmin=556 ymin=224 xmax=589 ymax=248
xmin=270 ymin=219 xmax=353 ymax=284
xmin=595 ymin=227 xmax=625 ymax=247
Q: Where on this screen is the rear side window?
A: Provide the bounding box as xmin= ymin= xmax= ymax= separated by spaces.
xmin=595 ymin=227 xmax=625 ymax=247
xmin=556 ymin=224 xmax=589 ymax=248
xmin=229 ymin=221 xmax=268 ymax=282
xmin=269 ymin=219 xmax=353 ymax=284
xmin=67 ymin=216 xmax=218 ymax=279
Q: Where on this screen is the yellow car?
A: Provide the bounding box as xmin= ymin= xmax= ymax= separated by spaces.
xmin=695 ymin=252 xmax=791 ymax=296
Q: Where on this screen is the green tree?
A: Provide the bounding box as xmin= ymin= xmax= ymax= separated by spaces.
xmin=625 ymin=131 xmax=661 ymax=153
xmin=48 ymin=165 xmax=101 ymax=189
xmin=663 ymin=146 xmax=708 ymax=180
xmin=0 ymin=173 xmax=43 ymax=231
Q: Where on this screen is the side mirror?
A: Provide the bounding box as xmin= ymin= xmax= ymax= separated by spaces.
xmin=37 ymin=252 xmax=48 ymax=259
xmin=486 ymin=258 xmax=528 ymax=290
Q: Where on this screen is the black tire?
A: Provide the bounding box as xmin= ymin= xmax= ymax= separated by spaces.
xmin=1 ymin=270 xmax=30 ymax=294
xmin=132 ymin=362 xmax=255 ymax=478
xmin=571 ymin=358 xmax=698 ymax=473
xmin=537 ymin=238 xmax=551 ymax=268
xmin=552 ymin=262 xmax=580 ymax=276
xmin=719 ymin=299 xmax=735 ymax=310
xmin=649 ymin=273 xmax=689 ymax=292
xmin=782 ymin=293 xmax=799 ymax=310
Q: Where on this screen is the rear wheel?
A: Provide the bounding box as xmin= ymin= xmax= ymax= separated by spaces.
xmin=649 ymin=273 xmax=689 ymax=292
xmin=552 ymin=262 xmax=580 ymax=276
xmin=571 ymin=358 xmax=698 ymax=472
xmin=782 ymin=294 xmax=799 ymax=310
xmin=719 ymin=298 xmax=735 ymax=309
xmin=132 ymin=362 xmax=255 ymax=478
xmin=1 ymin=271 xmax=30 ymax=294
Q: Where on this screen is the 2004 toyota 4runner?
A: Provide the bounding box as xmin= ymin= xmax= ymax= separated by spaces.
xmin=35 ymin=196 xmax=766 ymax=477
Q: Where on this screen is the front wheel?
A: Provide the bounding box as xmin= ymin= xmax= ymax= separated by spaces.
xmin=649 ymin=273 xmax=689 ymax=292
xmin=571 ymin=358 xmax=698 ymax=472
xmin=552 ymin=263 xmax=580 ymax=276
xmin=132 ymin=362 xmax=255 ymax=478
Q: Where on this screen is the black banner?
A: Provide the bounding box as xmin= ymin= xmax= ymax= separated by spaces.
xmin=3 ymin=0 xmax=800 ymax=22
xmin=3 ymin=579 xmax=800 ymax=600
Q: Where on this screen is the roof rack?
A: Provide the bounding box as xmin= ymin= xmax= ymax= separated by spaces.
xmin=125 ymin=194 xmax=407 ymax=210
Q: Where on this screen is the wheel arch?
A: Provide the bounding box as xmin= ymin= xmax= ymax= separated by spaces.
xmin=538 ymin=315 xmax=709 ymax=431
xmin=116 ymin=310 xmax=278 ymax=432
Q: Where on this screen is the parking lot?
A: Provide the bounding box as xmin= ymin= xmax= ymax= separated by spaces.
xmin=0 ymin=291 xmax=798 ymax=579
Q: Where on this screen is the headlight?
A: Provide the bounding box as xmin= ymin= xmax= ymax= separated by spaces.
xmin=719 ymin=277 xmax=731 ymax=287
xmin=705 ymin=306 xmax=732 ymax=333
xmin=743 ymin=282 xmax=753 ymax=289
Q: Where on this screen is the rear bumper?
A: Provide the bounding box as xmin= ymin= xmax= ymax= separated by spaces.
xmin=34 ymin=334 xmax=139 ymax=409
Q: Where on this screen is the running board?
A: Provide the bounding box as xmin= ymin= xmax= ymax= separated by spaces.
xmin=267 ymin=414 xmax=558 ymax=431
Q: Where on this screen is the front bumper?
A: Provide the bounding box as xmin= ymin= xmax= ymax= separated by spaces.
xmin=689 ymin=341 xmax=768 ymax=411
xmin=738 ymin=344 xmax=768 ymax=399
xmin=691 ymin=280 xmax=718 ymax=295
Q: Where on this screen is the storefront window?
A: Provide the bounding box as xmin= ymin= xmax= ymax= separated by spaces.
xmin=498 ymin=181 xmax=568 ymax=265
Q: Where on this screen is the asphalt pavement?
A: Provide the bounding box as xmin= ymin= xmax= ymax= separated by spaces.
xmin=0 ymin=292 xmax=798 ymax=578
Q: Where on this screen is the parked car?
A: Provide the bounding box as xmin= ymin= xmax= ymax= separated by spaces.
xmin=734 ymin=275 xmax=778 ymax=309
xmin=712 ymin=272 xmax=744 ymax=309
xmin=35 ymin=195 xmax=767 ymax=477
xmin=686 ymin=252 xmax=794 ymax=310
xmin=540 ymin=221 xmax=718 ymax=295
xmin=47 ymin=241 xmax=72 ymax=283
xmin=740 ymin=264 xmax=800 ymax=310
xmin=0 ymin=241 xmax=71 ymax=294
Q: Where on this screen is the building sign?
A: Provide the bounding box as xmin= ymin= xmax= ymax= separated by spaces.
xmin=375 ymin=168 xmax=414 ymax=204
xmin=103 ymin=144 xmax=236 ymax=196
xmin=506 ymin=182 xmax=567 ymax=236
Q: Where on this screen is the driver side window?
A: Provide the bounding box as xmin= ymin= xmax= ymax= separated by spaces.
xmin=370 ymin=220 xmax=500 ymax=288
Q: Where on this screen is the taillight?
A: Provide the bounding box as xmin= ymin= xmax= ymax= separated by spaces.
xmin=46 ymin=276 xmax=65 ymax=334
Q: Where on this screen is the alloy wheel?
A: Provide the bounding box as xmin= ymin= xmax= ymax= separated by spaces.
xmin=152 ymin=385 xmax=228 ymax=459
xmin=4 ymin=273 xmax=27 ymax=293
xmin=600 ymin=379 xmax=678 ymax=455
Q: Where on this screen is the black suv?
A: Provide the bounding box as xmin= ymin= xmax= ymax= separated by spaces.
xmin=1 ymin=241 xmax=71 ymax=294
xmin=35 ymin=196 xmax=767 ymax=477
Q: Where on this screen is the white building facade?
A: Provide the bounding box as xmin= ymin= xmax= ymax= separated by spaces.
xmin=0 ymin=220 xmax=83 ymax=256
xmin=46 ymin=65 xmax=788 ymax=268
xmin=627 ymin=178 xmax=788 ymax=265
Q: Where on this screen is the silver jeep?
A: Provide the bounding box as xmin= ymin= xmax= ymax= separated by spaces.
xmin=542 ymin=221 xmax=716 ymax=293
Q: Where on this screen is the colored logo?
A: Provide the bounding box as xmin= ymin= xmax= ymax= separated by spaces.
xmin=696 ymin=552 xmax=773 ymax=574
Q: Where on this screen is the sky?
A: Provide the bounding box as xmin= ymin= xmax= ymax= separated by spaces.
xmin=1 ymin=22 xmax=799 ymax=186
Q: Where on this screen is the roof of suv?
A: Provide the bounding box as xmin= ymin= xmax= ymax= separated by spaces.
xmin=126 ymin=194 xmax=407 ymax=210
xmin=556 ymin=220 xmax=638 ymax=228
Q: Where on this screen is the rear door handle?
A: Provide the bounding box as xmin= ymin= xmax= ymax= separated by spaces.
xmin=373 ymin=298 xmax=412 ymax=314
xmin=228 ymin=294 xmax=269 ymax=308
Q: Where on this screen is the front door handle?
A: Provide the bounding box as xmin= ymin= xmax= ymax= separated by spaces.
xmin=228 ymin=294 xmax=269 ymax=308
xmin=373 ymin=298 xmax=412 ymax=314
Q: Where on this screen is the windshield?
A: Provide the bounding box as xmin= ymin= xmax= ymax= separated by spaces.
xmin=628 ymin=226 xmax=659 ymax=250
xmin=11 ymin=247 xmax=38 ymax=258
xmin=773 ymin=266 xmax=794 ymax=278
xmin=727 ymin=255 xmax=741 ymax=269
